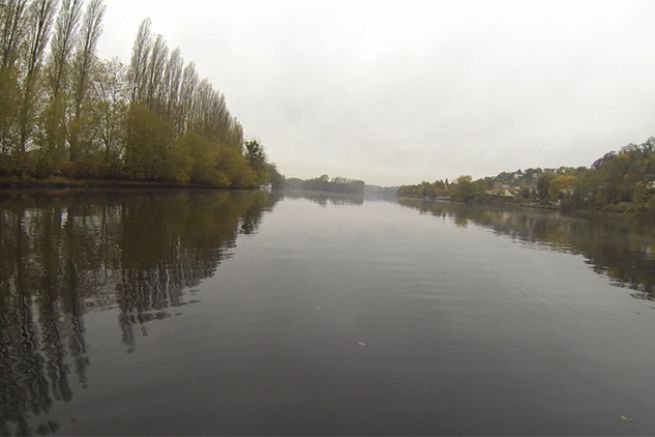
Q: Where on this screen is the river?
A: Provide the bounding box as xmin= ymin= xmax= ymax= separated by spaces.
xmin=1 ymin=190 xmax=654 ymax=435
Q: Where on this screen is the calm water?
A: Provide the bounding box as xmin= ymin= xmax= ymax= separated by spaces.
xmin=1 ymin=190 xmax=654 ymax=436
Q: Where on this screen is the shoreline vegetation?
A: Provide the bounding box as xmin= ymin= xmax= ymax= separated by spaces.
xmin=397 ymin=138 xmax=655 ymax=216
xmin=0 ymin=1 xmax=282 ymax=190
xmin=0 ymin=175 xmax=261 ymax=190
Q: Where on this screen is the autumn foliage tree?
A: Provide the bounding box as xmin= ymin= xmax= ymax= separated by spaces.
xmin=398 ymin=138 xmax=655 ymax=215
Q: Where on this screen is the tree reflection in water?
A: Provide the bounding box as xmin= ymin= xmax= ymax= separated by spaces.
xmin=0 ymin=190 xmax=280 ymax=435
xmin=398 ymin=198 xmax=655 ymax=301
xmin=282 ymin=189 xmax=364 ymax=207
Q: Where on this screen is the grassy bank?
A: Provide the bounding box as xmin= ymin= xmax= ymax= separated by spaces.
xmin=0 ymin=176 xmax=238 ymax=190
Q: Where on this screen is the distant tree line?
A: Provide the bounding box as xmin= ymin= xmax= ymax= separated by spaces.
xmin=0 ymin=1 xmax=280 ymax=188
xmin=284 ymin=174 xmax=365 ymax=195
xmin=398 ymin=138 xmax=655 ymax=215
xmin=364 ymin=184 xmax=398 ymax=198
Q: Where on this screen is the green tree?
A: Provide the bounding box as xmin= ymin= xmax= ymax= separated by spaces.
xmin=245 ymin=140 xmax=266 ymax=185
xmin=181 ymin=130 xmax=226 ymax=186
xmin=450 ymin=175 xmax=475 ymax=202
xmin=216 ymin=146 xmax=256 ymax=188
xmin=265 ymin=162 xmax=284 ymax=190
xmin=124 ymin=103 xmax=172 ymax=180
xmin=69 ymin=0 xmax=105 ymax=167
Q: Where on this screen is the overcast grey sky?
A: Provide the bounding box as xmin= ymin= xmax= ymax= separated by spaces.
xmin=98 ymin=0 xmax=655 ymax=186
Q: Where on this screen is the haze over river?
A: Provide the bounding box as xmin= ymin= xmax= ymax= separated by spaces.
xmin=1 ymin=190 xmax=654 ymax=435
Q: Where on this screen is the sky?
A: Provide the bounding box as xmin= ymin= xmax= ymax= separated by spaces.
xmin=98 ymin=0 xmax=655 ymax=186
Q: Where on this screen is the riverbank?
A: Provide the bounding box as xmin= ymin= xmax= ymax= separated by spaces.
xmin=396 ymin=195 xmax=645 ymax=216
xmin=0 ymin=176 xmax=252 ymax=190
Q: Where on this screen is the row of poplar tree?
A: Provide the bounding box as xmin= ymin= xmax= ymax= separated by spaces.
xmin=0 ymin=0 xmax=276 ymax=187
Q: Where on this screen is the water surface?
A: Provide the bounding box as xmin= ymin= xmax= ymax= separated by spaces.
xmin=1 ymin=190 xmax=654 ymax=435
